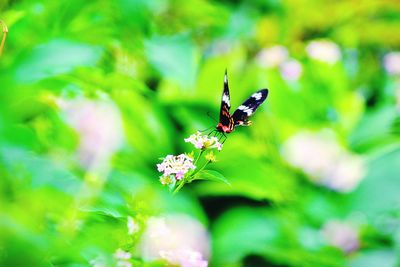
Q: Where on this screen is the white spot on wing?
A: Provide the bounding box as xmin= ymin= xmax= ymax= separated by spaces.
xmin=222 ymin=93 xmax=230 ymax=106
xmin=252 ymin=92 xmax=263 ymax=100
xmin=238 ymin=105 xmax=252 ymax=115
xmin=224 ymin=74 xmax=228 ymax=83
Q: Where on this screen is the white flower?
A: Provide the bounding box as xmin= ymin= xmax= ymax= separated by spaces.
xmin=280 ymin=59 xmax=303 ymax=82
xmin=89 ymin=257 xmax=106 ymax=267
xmin=157 ymin=154 xmax=196 ymax=183
xmin=160 ymin=249 xmax=208 ymax=267
xmin=322 ymin=154 xmax=365 ymax=193
xmin=59 ymin=97 xmax=124 ymax=170
xmin=282 ymin=130 xmax=365 ymax=192
xmin=114 ymin=249 xmax=132 ymax=267
xmin=322 ymin=220 xmax=359 ymax=253
xmin=184 ymin=131 xmax=223 ymax=151
xmin=139 ymin=214 xmax=210 ymax=266
xmin=127 ymin=216 xmax=139 ymax=235
xmin=256 ymin=45 xmax=289 ymax=68
xmin=383 ymin=52 xmax=400 ymax=75
xmin=306 ymin=40 xmax=341 ymax=64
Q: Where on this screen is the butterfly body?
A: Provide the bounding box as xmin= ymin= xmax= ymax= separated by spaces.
xmin=216 ymin=70 xmax=269 ymax=134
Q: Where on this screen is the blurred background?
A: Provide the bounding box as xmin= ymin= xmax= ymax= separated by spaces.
xmin=1 ymin=0 xmax=400 ymax=266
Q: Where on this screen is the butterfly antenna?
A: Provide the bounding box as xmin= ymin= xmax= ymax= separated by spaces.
xmin=206 ymin=111 xmax=218 ymax=123
xmin=199 ymin=125 xmax=214 ymax=132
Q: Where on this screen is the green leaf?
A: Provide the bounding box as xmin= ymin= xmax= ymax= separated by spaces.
xmin=194 ymin=170 xmax=230 ymax=185
xmin=14 ymin=39 xmax=103 ymax=83
xmin=345 ymin=146 xmax=400 ymax=220
xmin=145 ymin=34 xmax=199 ymax=89
xmin=212 ymin=207 xmax=280 ymax=265
xmin=347 ymin=249 xmax=397 ymax=267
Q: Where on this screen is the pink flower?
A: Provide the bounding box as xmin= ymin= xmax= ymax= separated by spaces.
xmin=322 ymin=220 xmax=360 ymax=254
xmin=160 ymin=249 xmax=208 ymax=267
xmin=59 ymin=97 xmax=124 ymax=170
xmin=280 ymin=59 xmax=302 ymax=82
xmin=282 ymin=130 xmax=365 ymax=192
xmin=256 ymin=45 xmax=289 ymax=68
xmin=139 ymin=214 xmax=210 ymax=266
xmin=157 ymin=154 xmax=196 ymax=184
xmin=383 ymin=52 xmax=400 ymax=75
xmin=184 ymin=131 xmax=223 ymax=151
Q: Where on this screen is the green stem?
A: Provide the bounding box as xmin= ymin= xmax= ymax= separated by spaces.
xmin=194 ymin=150 xmax=204 ymax=165
xmin=188 ymin=160 xmax=211 ymax=182
xmin=172 ymin=180 xmax=185 ymax=195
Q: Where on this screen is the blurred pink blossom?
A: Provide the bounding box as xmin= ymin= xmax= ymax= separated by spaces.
xmin=282 ymin=130 xmax=365 ymax=192
xmin=322 ymin=220 xmax=360 ymax=254
xmin=139 ymin=214 xmax=210 ymax=266
xmin=256 ymin=45 xmax=289 ymax=68
xmin=383 ymin=52 xmax=400 ymax=75
xmin=280 ymin=59 xmax=303 ymax=81
xmin=306 ymin=40 xmax=341 ymax=64
xmin=60 ymin=97 xmax=124 ymax=170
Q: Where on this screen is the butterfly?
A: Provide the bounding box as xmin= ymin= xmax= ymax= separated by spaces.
xmin=215 ymin=70 xmax=269 ymax=139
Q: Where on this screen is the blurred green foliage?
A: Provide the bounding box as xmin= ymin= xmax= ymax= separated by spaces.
xmin=1 ymin=0 xmax=400 ymax=266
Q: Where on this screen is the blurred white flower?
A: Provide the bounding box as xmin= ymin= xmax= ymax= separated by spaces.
xmin=160 ymin=249 xmax=208 ymax=267
xmin=306 ymin=40 xmax=341 ymax=64
xmin=139 ymin=214 xmax=210 ymax=266
xmin=383 ymin=52 xmax=400 ymax=75
xmin=89 ymin=257 xmax=106 ymax=267
xmin=322 ymin=154 xmax=365 ymax=193
xmin=280 ymin=59 xmax=303 ymax=82
xmin=127 ymin=216 xmax=139 ymax=235
xmin=114 ymin=249 xmax=132 ymax=267
xmin=59 ymin=97 xmax=124 ymax=170
xmin=185 ymin=131 xmax=223 ymax=151
xmin=282 ymin=130 xmax=365 ymax=192
xmin=322 ymin=220 xmax=360 ymax=254
xmin=256 ymin=45 xmax=289 ymax=68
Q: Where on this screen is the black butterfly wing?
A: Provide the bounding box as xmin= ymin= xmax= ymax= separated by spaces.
xmin=218 ymin=70 xmax=232 ymax=127
xmin=232 ymin=89 xmax=269 ymax=126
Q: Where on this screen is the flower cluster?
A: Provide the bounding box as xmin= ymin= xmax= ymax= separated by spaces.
xmin=282 ymin=129 xmax=365 ymax=193
xmin=157 ymin=131 xmax=226 ymax=193
xmin=184 ymin=131 xmax=223 ymax=151
xmin=139 ymin=214 xmax=210 ymax=267
xmin=255 ymin=45 xmax=303 ymax=82
xmin=157 ymin=154 xmax=196 ymax=183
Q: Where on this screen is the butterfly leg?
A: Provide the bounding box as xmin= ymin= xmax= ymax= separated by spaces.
xmin=221 ymin=133 xmax=227 ymax=144
xmin=208 ymin=129 xmax=216 ymax=136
